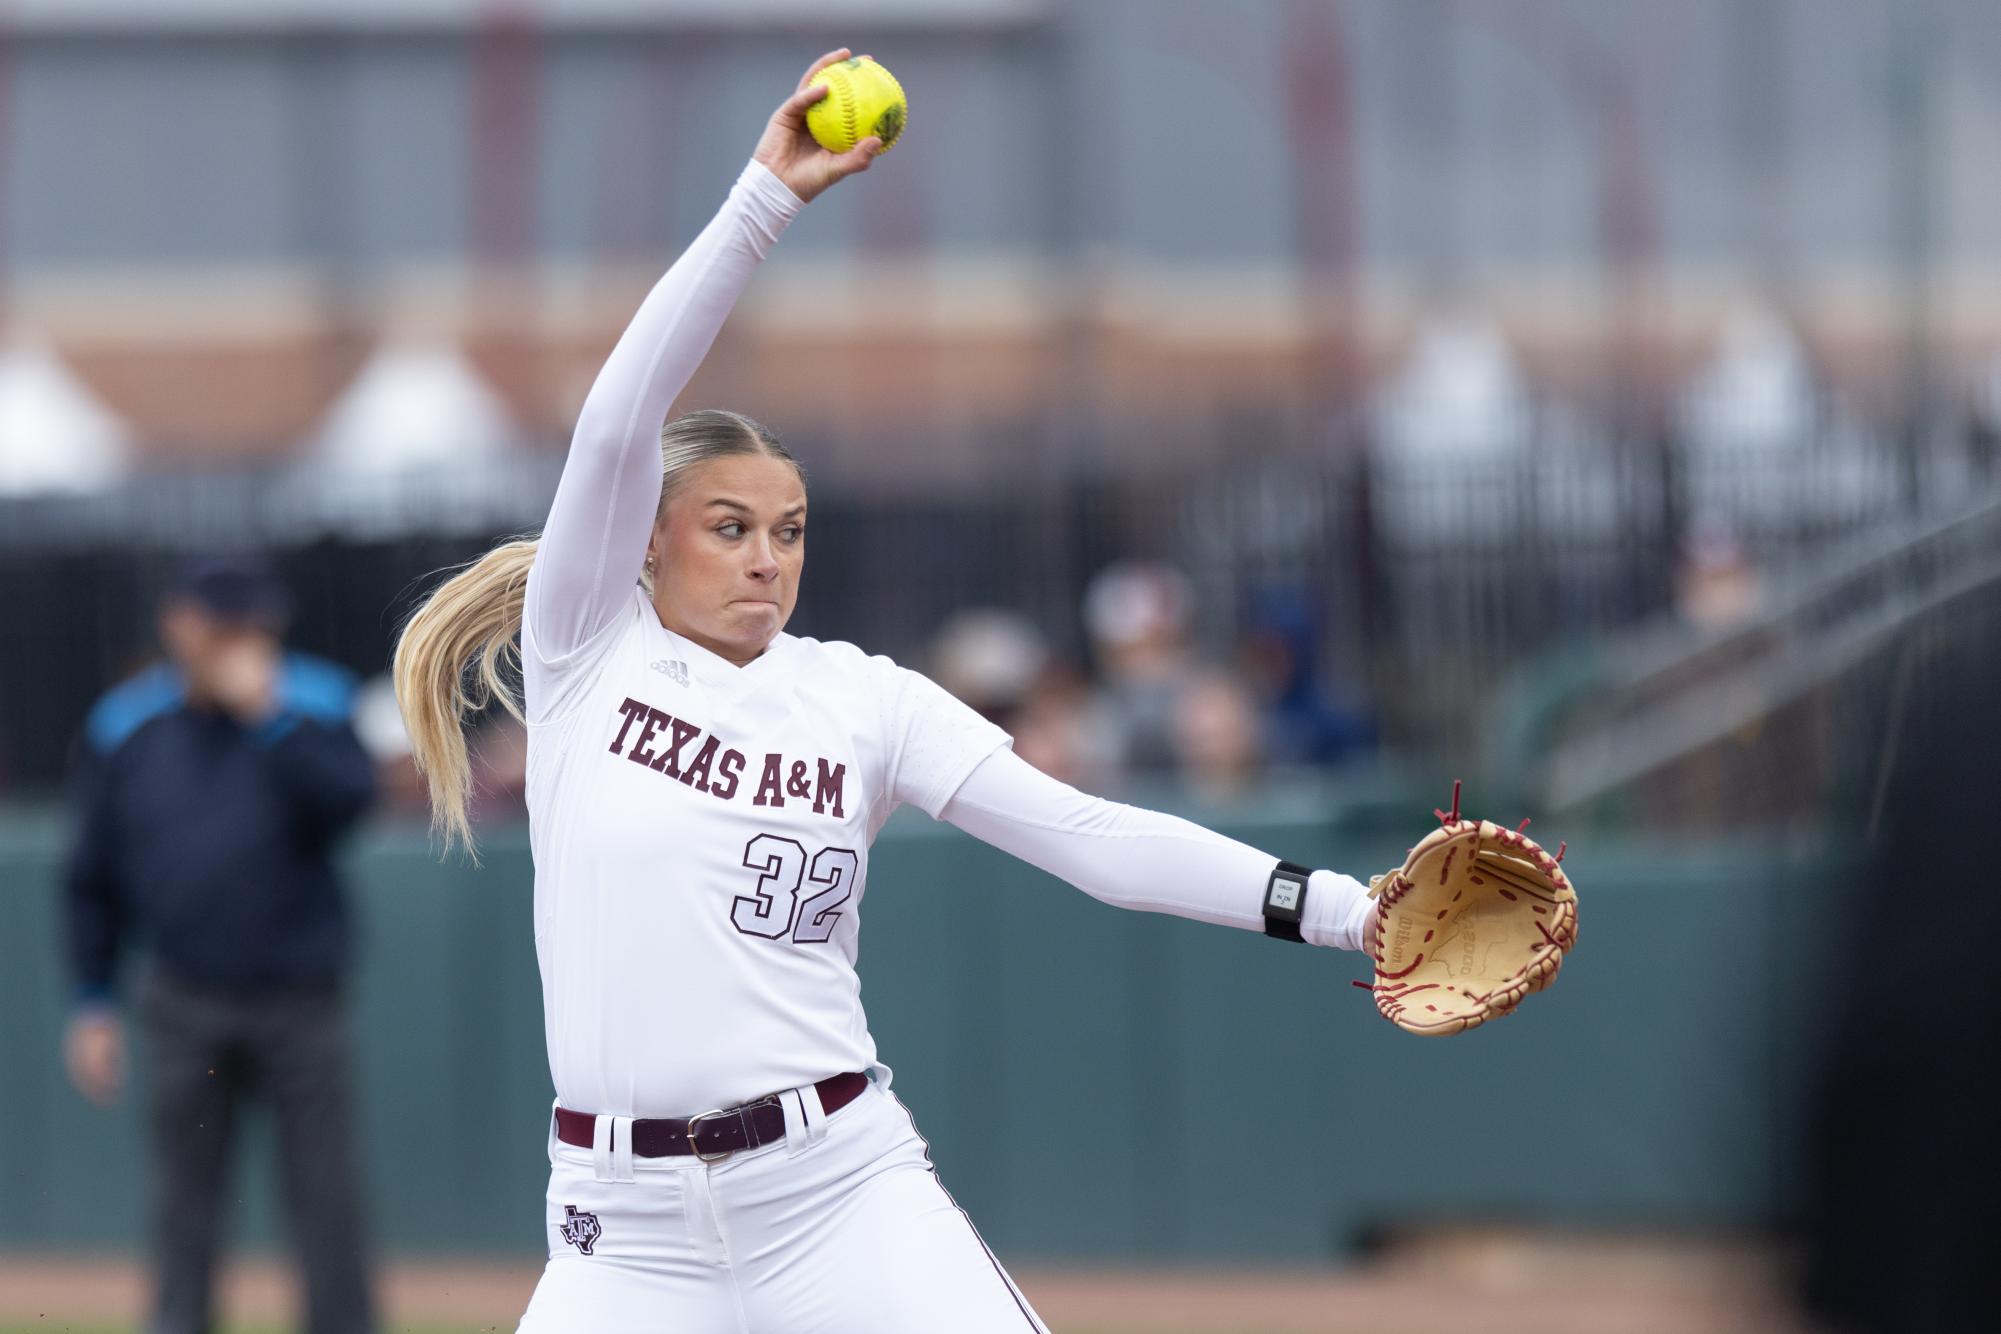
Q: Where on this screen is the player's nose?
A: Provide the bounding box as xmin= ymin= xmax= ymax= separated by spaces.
xmin=745 ymin=538 xmax=781 ymax=580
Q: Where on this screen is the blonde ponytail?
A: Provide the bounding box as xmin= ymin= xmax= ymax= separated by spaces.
xmin=392 ymin=539 xmax=537 ymax=859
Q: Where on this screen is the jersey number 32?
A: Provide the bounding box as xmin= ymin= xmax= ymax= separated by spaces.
xmin=731 ymin=834 xmax=860 ymax=944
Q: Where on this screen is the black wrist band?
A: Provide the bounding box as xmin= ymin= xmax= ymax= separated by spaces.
xmin=1262 ymin=860 xmax=1313 ymax=943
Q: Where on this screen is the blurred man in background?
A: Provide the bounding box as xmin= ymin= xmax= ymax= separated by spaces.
xmin=61 ymin=554 xmax=377 ymax=1334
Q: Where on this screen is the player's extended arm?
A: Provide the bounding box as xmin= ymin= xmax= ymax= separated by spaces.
xmin=525 ymin=50 xmax=879 ymax=662
xmin=939 ymin=748 xmax=1377 ymax=950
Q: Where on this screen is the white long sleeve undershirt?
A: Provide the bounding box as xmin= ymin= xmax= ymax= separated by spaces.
xmin=940 ymin=748 xmax=1377 ymax=952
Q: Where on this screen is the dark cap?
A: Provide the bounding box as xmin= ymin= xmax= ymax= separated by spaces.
xmin=163 ymin=553 xmax=292 ymax=628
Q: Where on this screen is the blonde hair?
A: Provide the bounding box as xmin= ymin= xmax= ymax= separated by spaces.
xmin=393 ymin=409 xmax=801 ymax=857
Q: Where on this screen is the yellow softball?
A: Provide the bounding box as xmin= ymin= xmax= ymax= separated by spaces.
xmin=805 ymin=56 xmax=907 ymax=154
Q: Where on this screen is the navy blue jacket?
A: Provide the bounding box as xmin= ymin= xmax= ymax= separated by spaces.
xmin=64 ymin=654 xmax=377 ymax=1003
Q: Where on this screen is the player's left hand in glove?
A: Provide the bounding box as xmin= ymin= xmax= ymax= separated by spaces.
xmin=1358 ymin=782 xmax=1578 ymax=1036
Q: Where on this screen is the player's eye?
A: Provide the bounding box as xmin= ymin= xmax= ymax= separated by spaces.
xmin=778 ymin=526 xmax=804 ymax=544
xmin=717 ymin=521 xmax=746 ymax=538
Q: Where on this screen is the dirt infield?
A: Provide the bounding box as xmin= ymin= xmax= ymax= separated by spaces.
xmin=0 ymin=1230 xmax=1814 ymax=1333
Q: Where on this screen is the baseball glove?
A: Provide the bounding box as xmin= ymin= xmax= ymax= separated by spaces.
xmin=1357 ymin=783 xmax=1578 ymax=1036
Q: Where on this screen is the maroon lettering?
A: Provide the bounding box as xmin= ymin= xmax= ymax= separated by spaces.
xmin=654 ymin=716 xmax=703 ymax=778
xmin=712 ymin=749 xmax=747 ymax=802
xmin=812 ymin=759 xmax=847 ymax=818
xmin=785 ymin=760 xmax=812 ymax=799
xmin=608 ymin=698 xmax=648 ymax=755
xmin=629 ymin=707 xmax=671 ymax=768
xmin=681 ymin=736 xmax=721 ymax=794
xmin=753 ymin=753 xmax=787 ymax=807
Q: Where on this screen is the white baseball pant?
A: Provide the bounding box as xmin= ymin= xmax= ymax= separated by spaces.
xmin=516 ymin=1078 xmax=1048 ymax=1332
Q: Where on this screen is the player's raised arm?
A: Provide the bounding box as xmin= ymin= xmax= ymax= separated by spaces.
xmin=524 ymin=50 xmax=881 ymax=662
xmin=395 ymin=52 xmax=883 ymax=857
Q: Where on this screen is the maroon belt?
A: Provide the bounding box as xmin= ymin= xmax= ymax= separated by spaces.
xmin=554 ymin=1071 xmax=869 ymax=1162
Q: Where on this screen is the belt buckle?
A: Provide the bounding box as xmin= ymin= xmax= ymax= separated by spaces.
xmin=685 ymin=1107 xmax=736 ymax=1163
xmin=687 ymin=1093 xmax=785 ymax=1162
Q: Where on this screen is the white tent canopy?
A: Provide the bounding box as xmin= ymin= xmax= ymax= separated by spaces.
xmin=0 ymin=341 xmax=133 ymax=497
xmin=1682 ymin=306 xmax=1815 ymax=455
xmin=1375 ymin=316 xmax=1531 ymax=459
xmin=313 ymin=339 xmax=518 ymax=476
xmin=1679 ymin=306 xmax=1896 ymax=526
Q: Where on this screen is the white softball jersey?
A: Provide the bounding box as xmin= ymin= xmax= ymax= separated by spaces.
xmin=526 ymin=587 xmax=1009 ymax=1116
xmin=519 ymin=158 xmax=1375 ymax=1123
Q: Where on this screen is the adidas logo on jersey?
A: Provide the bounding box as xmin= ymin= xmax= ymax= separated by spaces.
xmin=650 ymin=658 xmax=690 ymax=686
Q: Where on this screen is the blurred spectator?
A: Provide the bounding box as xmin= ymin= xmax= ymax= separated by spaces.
xmin=61 ymin=553 xmax=378 ymax=1334
xmin=1673 ymin=516 xmax=1766 ymax=631
xmin=931 ymin=609 xmax=1048 ymax=722
xmin=1009 ymin=662 xmax=1114 ymax=791
xmin=929 ymin=609 xmax=1112 ymax=789
xmin=1082 ymin=561 xmax=1276 ymax=792
xmin=1238 ymin=589 xmax=1376 ymax=767
xmin=1084 ymin=561 xmax=1201 ymax=779
xmin=1171 ymin=670 xmax=1264 ymax=800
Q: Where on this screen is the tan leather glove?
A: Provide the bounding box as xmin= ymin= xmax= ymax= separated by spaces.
xmin=1360 ymin=784 xmax=1579 ymax=1036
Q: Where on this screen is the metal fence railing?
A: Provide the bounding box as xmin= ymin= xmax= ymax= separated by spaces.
xmin=1517 ymin=489 xmax=2001 ymax=829
xmin=0 ymin=420 xmax=1987 ymax=795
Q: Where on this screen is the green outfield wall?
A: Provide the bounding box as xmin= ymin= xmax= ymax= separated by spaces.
xmin=0 ymin=804 xmax=1855 ymax=1261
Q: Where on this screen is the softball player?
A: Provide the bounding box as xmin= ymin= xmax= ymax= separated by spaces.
xmin=395 ymin=51 xmax=1379 ymax=1332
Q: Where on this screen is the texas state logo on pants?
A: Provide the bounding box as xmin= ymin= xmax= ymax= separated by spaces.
xmin=557 ymin=1204 xmax=601 ymax=1256
xmin=518 ymin=1082 xmax=1046 ymax=1333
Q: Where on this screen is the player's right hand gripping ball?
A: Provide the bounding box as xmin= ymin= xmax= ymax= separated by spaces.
xmin=807 ymin=56 xmax=907 ymax=154
xmin=1362 ymin=783 xmax=1578 ymax=1036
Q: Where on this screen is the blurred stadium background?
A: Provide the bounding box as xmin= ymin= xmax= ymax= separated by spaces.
xmin=3 ymin=0 xmax=1996 ymax=1329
